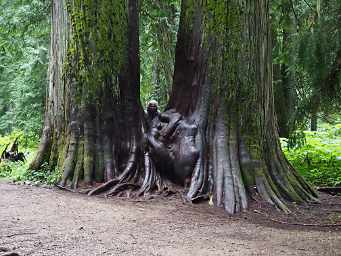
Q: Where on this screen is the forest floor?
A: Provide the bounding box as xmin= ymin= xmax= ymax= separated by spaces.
xmin=0 ymin=180 xmax=340 ymax=256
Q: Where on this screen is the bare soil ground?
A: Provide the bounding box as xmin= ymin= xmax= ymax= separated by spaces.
xmin=0 ymin=180 xmax=340 ymax=256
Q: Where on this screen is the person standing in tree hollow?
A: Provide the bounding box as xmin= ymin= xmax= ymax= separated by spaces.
xmin=145 ymin=100 xmax=160 ymax=131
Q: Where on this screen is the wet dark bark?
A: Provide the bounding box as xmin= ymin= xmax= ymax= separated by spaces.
xmin=32 ymin=0 xmax=318 ymax=215
xmin=145 ymin=0 xmax=317 ymax=214
xmin=31 ymin=0 xmax=145 ymax=191
xmin=310 ymin=114 xmax=318 ymax=131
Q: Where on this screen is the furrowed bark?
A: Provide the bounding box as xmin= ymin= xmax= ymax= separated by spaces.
xmin=95 ymin=111 xmax=104 ymax=182
xmin=32 ymin=0 xmax=145 ymax=191
xmin=60 ymin=120 xmax=79 ymax=187
xmin=72 ymin=139 xmax=83 ymax=189
xmin=29 ymin=0 xmax=68 ymax=171
xmin=147 ymin=0 xmax=317 ymax=214
xmin=29 ymin=125 xmax=51 ymax=170
xmin=83 ymin=104 xmax=96 ymax=185
xmin=32 ymin=0 xmax=318 ymax=216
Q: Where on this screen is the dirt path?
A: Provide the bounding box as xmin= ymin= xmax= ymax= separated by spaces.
xmin=0 ymin=181 xmax=340 ymax=256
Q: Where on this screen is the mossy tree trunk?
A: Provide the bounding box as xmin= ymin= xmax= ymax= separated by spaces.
xmin=32 ymin=0 xmax=318 ymax=215
xmin=30 ymin=0 xmax=145 ymax=190
xmin=148 ymin=0 xmax=318 ymax=214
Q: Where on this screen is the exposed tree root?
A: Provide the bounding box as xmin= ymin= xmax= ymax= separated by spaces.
xmin=29 ymin=126 xmax=51 ymax=170
xmin=105 ymin=183 xmax=139 ymax=197
xmin=188 ymin=194 xmax=209 ymax=203
xmin=86 ymin=146 xmax=183 ymax=199
xmin=137 ymin=152 xmax=163 ymax=196
xmin=52 ymin=105 xmax=318 ymax=216
xmin=55 ymin=184 xmax=76 ymax=193
xmin=1 ymin=252 xmax=20 ymax=256
xmin=317 ymin=187 xmax=341 ymax=195
xmin=34 ymin=0 xmax=319 ymax=216
xmin=88 ymin=179 xmax=118 ymax=196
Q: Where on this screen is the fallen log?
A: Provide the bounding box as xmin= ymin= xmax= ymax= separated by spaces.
xmin=0 ymin=138 xmax=26 ymax=162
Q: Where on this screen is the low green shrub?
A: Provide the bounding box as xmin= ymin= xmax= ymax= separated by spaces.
xmin=0 ymin=130 xmax=60 ymax=185
xmin=0 ymin=129 xmax=39 ymax=153
xmin=282 ymin=124 xmax=341 ymax=187
xmin=0 ymin=159 xmax=60 ymax=185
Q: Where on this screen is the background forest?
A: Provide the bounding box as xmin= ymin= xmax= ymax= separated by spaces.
xmin=0 ymin=0 xmax=340 ymax=188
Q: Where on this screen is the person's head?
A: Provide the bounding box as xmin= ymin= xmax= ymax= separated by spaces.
xmin=147 ymin=100 xmax=158 ymax=115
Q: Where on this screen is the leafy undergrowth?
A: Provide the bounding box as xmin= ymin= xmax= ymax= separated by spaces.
xmin=0 ymin=159 xmax=59 ymax=185
xmin=0 ymin=130 xmax=59 ymax=185
xmin=282 ymin=123 xmax=341 ymax=187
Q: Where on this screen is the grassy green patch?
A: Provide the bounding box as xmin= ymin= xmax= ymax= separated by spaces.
xmin=282 ymin=123 xmax=341 ymax=187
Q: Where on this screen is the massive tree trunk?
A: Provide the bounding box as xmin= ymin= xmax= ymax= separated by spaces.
xmin=32 ymin=0 xmax=318 ymax=215
xmin=30 ymin=0 xmax=145 ymax=190
xmin=147 ymin=0 xmax=318 ymax=214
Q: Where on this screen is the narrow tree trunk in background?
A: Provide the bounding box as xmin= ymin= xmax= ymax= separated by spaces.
xmin=310 ymin=92 xmax=320 ymax=132
xmin=274 ymin=0 xmax=297 ymax=138
xmin=30 ymin=0 xmax=68 ymax=170
xmin=311 ymin=114 xmax=318 ymax=131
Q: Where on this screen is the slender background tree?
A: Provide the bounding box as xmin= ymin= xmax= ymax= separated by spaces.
xmin=272 ymin=0 xmax=341 ymax=137
xmin=0 ymin=0 xmax=50 ymax=136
